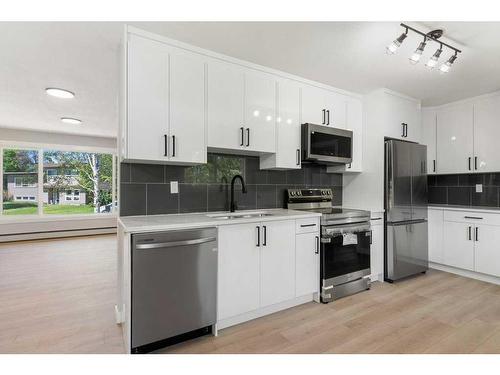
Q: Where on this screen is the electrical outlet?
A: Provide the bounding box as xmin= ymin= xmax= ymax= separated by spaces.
xmin=476 ymin=184 xmax=483 ymax=193
xmin=170 ymin=181 xmax=179 ymax=194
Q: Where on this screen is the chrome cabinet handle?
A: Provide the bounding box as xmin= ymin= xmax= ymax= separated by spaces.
xmin=240 ymin=127 xmax=244 ymax=146
xmin=468 ymin=157 xmax=472 ymax=171
xmin=468 ymin=226 xmax=472 ymax=241
xmin=322 ymin=109 xmax=326 ymax=124
xmin=326 ymin=110 xmax=330 ymax=125
xmin=246 ymin=128 xmax=250 ymax=147
xmin=475 ymin=227 xmax=479 ymax=242
xmin=171 ymin=135 xmax=176 ymax=157
xmin=475 ymin=156 xmax=478 ymax=170
xmin=163 ymin=134 xmax=168 ymax=157
xmin=401 ymin=123 xmax=405 ymax=137
xmin=262 ymin=225 xmax=267 ymax=246
xmin=256 ymin=226 xmax=260 ymax=247
xmin=433 ymin=160 xmax=436 ymax=173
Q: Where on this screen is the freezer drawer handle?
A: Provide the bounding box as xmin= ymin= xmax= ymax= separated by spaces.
xmin=135 ymin=237 xmax=216 ymax=250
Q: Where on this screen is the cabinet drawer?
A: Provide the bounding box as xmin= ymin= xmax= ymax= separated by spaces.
xmin=296 ymin=218 xmax=320 ymax=234
xmin=444 ymin=210 xmax=500 ymax=226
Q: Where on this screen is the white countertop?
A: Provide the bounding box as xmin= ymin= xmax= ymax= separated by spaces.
xmin=428 ymin=204 xmax=500 ymax=213
xmin=118 ymin=208 xmax=322 ymax=233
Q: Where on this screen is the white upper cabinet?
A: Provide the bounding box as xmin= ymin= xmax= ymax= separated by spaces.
xmin=385 ymin=92 xmax=421 ymax=142
xmin=327 ymin=97 xmax=363 ymax=173
xmin=302 ymin=85 xmax=326 ymax=125
xmin=260 ymin=79 xmax=301 ymax=169
xmin=169 ymin=48 xmax=207 ymax=164
xmin=244 ymin=71 xmax=276 ymax=153
xmin=474 ymin=94 xmax=500 ymax=173
xmin=207 ymin=62 xmax=276 ymax=154
xmin=436 ymin=103 xmax=474 ymax=174
xmin=421 ymin=108 xmax=437 ymax=174
xmin=302 ymin=86 xmax=347 ymax=128
xmin=207 ymin=61 xmax=245 ymax=151
xmin=325 ymin=91 xmax=347 ymax=129
xmin=127 ymin=34 xmax=169 ymax=162
xmin=124 ymin=33 xmax=206 ymax=165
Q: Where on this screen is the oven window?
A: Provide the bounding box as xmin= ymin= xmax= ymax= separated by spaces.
xmin=321 ymin=230 xmax=370 ymax=280
xmin=310 ymin=132 xmax=351 ymax=158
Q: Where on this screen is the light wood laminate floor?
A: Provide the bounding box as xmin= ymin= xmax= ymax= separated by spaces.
xmin=2 ymin=235 xmax=500 ymax=353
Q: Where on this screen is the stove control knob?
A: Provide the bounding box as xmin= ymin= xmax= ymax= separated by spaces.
xmin=290 ymin=191 xmax=295 ymax=196
xmin=297 ymin=191 xmax=302 ymax=196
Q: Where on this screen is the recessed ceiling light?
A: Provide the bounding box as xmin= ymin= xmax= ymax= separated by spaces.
xmin=46 ymin=88 xmax=75 ymax=99
xmin=61 ymin=117 xmax=82 ymax=125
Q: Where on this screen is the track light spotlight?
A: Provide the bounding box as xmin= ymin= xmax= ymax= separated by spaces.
xmin=425 ymin=47 xmax=443 ymax=69
xmin=439 ymin=52 xmax=458 ymax=73
xmin=409 ymin=41 xmax=427 ymax=65
xmin=386 ymin=30 xmax=408 ymax=55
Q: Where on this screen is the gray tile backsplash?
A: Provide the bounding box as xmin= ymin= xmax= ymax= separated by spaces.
xmin=428 ymin=173 xmax=500 ymax=208
xmin=120 ymin=154 xmax=343 ymax=216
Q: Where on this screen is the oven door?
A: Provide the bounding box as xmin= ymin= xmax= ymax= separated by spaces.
xmin=302 ymin=123 xmax=353 ymax=164
xmin=321 ymin=222 xmax=371 ymax=284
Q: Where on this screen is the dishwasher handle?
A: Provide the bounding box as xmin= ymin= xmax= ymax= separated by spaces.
xmin=135 ymin=236 xmax=216 ymax=250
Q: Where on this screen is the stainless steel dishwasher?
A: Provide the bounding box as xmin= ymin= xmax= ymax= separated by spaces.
xmin=131 ymin=227 xmax=217 ymax=353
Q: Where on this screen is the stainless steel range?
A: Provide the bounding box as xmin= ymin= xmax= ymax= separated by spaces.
xmin=287 ymin=188 xmax=372 ymax=303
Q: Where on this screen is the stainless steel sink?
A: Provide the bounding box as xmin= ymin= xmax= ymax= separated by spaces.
xmin=207 ymin=211 xmax=275 ymax=220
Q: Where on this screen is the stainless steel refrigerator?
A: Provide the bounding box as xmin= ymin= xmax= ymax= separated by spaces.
xmin=384 ymin=139 xmax=429 ymax=282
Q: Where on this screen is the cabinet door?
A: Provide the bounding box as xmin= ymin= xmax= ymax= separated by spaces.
xmin=474 ymin=224 xmax=500 ymax=277
xmin=436 ymin=103 xmax=474 ymax=174
xmin=302 ymin=85 xmax=327 ymax=125
xmin=369 ymin=221 xmax=384 ymax=281
xmin=127 ymin=34 xmax=169 ymax=161
xmin=218 ymin=223 xmax=260 ymax=320
xmin=207 ymin=61 xmax=245 ymax=150
xmin=169 ymin=48 xmax=206 ymax=164
xmin=443 ymin=221 xmax=474 ymax=270
xmin=295 ymin=232 xmax=319 ymax=297
xmin=244 ymin=71 xmax=276 ymax=153
xmin=324 ymin=91 xmax=347 ymax=128
xmin=474 ymin=95 xmax=500 ymax=173
xmin=421 ymin=109 xmax=437 ymax=174
xmin=276 ymin=80 xmax=301 ymax=168
xmin=260 ymin=220 xmax=296 ymax=307
xmin=385 ymin=93 xmax=420 ymax=142
xmin=428 ymin=208 xmax=444 ymax=264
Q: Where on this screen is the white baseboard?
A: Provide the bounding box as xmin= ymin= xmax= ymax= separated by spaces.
xmin=217 ymin=294 xmax=314 ymax=330
xmin=430 ymin=262 xmax=500 ymax=286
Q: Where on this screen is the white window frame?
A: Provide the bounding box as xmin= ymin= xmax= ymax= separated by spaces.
xmin=0 ymin=143 xmax=117 ymax=219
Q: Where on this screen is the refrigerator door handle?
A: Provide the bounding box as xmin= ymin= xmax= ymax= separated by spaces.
xmin=385 ymin=141 xmax=394 ymax=214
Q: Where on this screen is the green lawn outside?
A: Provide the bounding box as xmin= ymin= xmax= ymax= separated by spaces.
xmin=3 ymin=202 xmax=95 ymax=215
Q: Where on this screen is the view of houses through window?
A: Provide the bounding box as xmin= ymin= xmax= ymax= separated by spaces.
xmin=1 ymin=148 xmax=116 ymax=216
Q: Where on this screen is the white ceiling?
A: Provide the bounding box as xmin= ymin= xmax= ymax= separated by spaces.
xmin=1 ymin=21 xmax=500 ymax=139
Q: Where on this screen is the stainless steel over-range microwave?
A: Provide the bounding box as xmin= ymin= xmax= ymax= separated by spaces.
xmin=301 ymin=123 xmax=353 ymax=165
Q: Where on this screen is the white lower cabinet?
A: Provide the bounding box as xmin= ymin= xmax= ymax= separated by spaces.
xmin=443 ymin=221 xmax=474 ymax=271
xmin=369 ymin=214 xmax=384 ymax=281
xmin=218 ymin=223 xmax=260 ymax=320
xmin=428 ymin=208 xmax=444 ymax=264
xmin=430 ymin=208 xmax=500 ymax=279
xmin=217 ymin=217 xmax=319 ymax=325
xmin=295 ymin=232 xmax=319 ymax=297
xmin=474 ymin=225 xmax=500 ymax=277
xmin=260 ymin=220 xmax=296 ymax=307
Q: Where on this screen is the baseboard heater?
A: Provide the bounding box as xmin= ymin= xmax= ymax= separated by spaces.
xmin=0 ymin=226 xmax=117 ymax=243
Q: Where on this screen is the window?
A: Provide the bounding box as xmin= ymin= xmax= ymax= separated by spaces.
xmin=42 ymin=150 xmax=114 ymax=215
xmin=1 ymin=147 xmax=117 ymax=217
xmin=2 ymin=149 xmax=39 ymax=216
